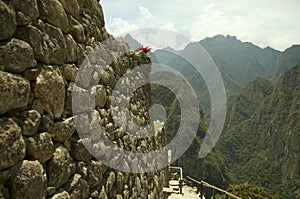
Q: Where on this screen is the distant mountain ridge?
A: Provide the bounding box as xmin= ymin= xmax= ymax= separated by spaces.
xmin=148 ymin=34 xmax=300 ymax=118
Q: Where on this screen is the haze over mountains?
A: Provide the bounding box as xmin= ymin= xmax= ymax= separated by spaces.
xmin=125 ymin=34 xmax=300 ymax=198
xmin=126 ymin=34 xmax=300 ymax=116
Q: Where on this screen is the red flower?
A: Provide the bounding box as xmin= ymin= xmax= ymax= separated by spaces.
xmin=137 ymin=46 xmax=151 ymax=53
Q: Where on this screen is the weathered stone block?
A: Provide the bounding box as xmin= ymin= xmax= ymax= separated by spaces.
xmin=47 ymin=146 xmax=76 ymax=188
xmin=9 ymin=160 xmax=47 ymax=199
xmin=0 ymin=38 xmax=36 ymax=73
xmin=37 ymin=0 xmax=69 ymax=33
xmin=52 ymin=117 xmax=75 ymax=143
xmin=12 ymin=0 xmax=39 ymax=20
xmin=34 ymin=66 xmax=65 ymax=119
xmin=15 ymin=23 xmax=67 ymax=64
xmin=0 ymin=71 xmax=30 ymax=115
xmin=59 ymin=0 xmax=81 ymax=17
xmin=0 ymin=118 xmax=26 ymax=170
xmin=0 ymin=1 xmax=16 ymax=40
xmin=20 ymin=110 xmax=41 ymax=136
xmin=26 ymin=132 xmax=54 ymax=164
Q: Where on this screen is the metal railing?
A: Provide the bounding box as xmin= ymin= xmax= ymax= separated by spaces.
xmin=186 ymin=176 xmax=242 ymax=199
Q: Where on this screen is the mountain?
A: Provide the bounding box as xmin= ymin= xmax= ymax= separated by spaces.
xmin=198 ymin=35 xmax=282 ymax=84
xmin=124 ymin=33 xmax=142 ymax=50
xmin=150 ymin=35 xmax=300 ymax=120
xmin=272 ymin=45 xmax=300 ymax=80
xmin=217 ymin=65 xmax=300 ymax=198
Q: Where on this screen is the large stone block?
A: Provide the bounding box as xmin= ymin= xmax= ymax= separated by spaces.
xmin=47 ymin=146 xmax=76 ymax=188
xmin=0 ymin=38 xmax=37 ymax=73
xmin=20 ymin=110 xmax=41 ymax=136
xmin=0 ymin=1 xmax=16 ymax=40
xmin=37 ymin=0 xmax=69 ymax=33
xmin=9 ymin=160 xmax=47 ymax=199
xmin=34 ymin=66 xmax=65 ymax=119
xmin=59 ymin=0 xmax=81 ymax=17
xmin=67 ymin=174 xmax=89 ymax=199
xmin=26 ymin=132 xmax=54 ymax=164
xmin=12 ymin=0 xmax=39 ymax=20
xmin=15 ymin=23 xmax=67 ymax=64
xmin=68 ymin=14 xmax=86 ymax=43
xmin=70 ymin=137 xmax=92 ymax=161
xmin=52 ymin=117 xmax=75 ymax=143
xmin=0 ymin=71 xmax=30 ymax=115
xmin=0 ymin=118 xmax=26 ymax=170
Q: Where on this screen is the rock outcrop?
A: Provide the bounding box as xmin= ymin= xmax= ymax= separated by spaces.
xmin=0 ymin=0 xmax=167 ymax=198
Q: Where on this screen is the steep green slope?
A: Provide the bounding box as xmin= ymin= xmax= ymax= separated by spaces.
xmin=150 ymin=72 xmax=230 ymax=188
xmin=216 ymin=182 xmax=277 ymax=199
xmin=217 ymin=65 xmax=300 ymax=198
xmin=226 ymin=77 xmax=274 ymax=129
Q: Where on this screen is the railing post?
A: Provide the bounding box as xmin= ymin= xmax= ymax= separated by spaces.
xmin=200 ymin=181 xmax=203 ymax=199
xmin=179 ymin=179 xmax=183 ymax=194
xmin=212 ymin=188 xmax=216 ymax=199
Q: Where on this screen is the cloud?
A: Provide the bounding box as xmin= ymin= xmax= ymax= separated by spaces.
xmin=102 ymin=0 xmax=300 ymax=50
xmin=139 ymin=6 xmax=153 ymax=19
xmin=108 ymin=17 xmax=138 ymax=35
xmin=160 ymin=22 xmax=177 ymax=31
xmin=190 ymin=2 xmax=300 ymax=50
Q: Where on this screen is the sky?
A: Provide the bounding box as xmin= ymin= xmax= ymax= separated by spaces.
xmin=101 ymin=0 xmax=300 ymax=51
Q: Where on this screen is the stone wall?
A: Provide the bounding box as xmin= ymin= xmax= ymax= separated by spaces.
xmin=0 ymin=0 xmax=168 ymax=198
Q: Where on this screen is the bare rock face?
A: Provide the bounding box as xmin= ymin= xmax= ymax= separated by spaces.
xmin=9 ymin=160 xmax=47 ymax=199
xmin=35 ymin=66 xmax=65 ymax=119
xmin=47 ymin=146 xmax=76 ymax=188
xmin=0 ymin=1 xmax=16 ymax=40
xmin=37 ymin=0 xmax=69 ymax=33
xmin=0 ymin=118 xmax=26 ymax=170
xmin=0 ymin=38 xmax=37 ymax=73
xmin=0 ymin=71 xmax=30 ymax=115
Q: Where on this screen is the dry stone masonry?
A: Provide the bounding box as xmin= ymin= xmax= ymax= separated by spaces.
xmin=0 ymin=0 xmax=168 ymax=198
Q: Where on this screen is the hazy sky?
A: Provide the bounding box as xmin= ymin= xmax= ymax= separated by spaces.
xmin=101 ymin=0 xmax=300 ymax=51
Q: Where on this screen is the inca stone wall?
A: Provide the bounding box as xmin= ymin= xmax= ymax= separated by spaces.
xmin=0 ymin=0 xmax=168 ymax=198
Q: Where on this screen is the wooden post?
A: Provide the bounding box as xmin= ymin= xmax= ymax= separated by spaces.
xmin=212 ymin=188 xmax=216 ymax=199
